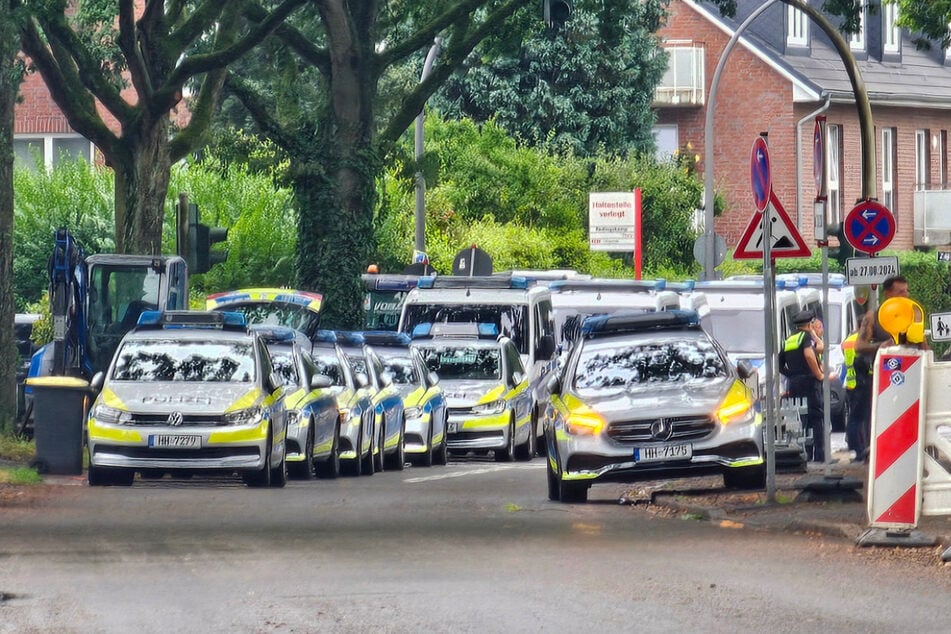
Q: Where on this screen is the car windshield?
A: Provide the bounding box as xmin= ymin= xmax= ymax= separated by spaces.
xmin=267 ymin=347 xmax=300 ymax=388
xmin=706 ymin=309 xmax=767 ymax=355
xmin=377 ymin=351 xmax=420 ymax=385
xmin=418 ymin=345 xmax=500 ymax=381
xmin=112 ymin=339 xmax=255 ymax=382
xmin=216 ymin=302 xmax=319 ymax=334
xmin=312 ymin=351 xmax=345 ymax=386
xmin=401 ymin=303 xmax=529 ymax=355
xmin=573 ymin=332 xmax=727 ymax=393
xmin=345 ymin=353 xmax=367 ymax=376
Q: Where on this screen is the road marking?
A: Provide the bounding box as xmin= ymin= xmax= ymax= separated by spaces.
xmin=404 ymin=462 xmax=544 ymax=483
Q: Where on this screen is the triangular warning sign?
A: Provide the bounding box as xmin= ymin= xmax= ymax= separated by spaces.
xmin=734 ymin=191 xmax=811 ymax=260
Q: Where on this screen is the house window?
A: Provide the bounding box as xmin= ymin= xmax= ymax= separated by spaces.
xmin=13 ymin=135 xmax=94 ymax=170
xmin=652 ymin=125 xmax=679 ymax=162
xmin=882 ymin=127 xmax=896 ymax=210
xmin=787 ymin=4 xmax=808 ymax=47
xmin=916 ymin=129 xmax=930 ymax=190
xmin=655 ymin=45 xmax=705 ymax=106
xmin=883 ymin=2 xmax=900 ymax=53
xmin=849 ymin=4 xmax=866 ymax=52
xmin=826 ymin=124 xmax=843 ymax=224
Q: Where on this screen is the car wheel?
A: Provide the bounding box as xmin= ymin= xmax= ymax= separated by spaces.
xmin=270 ymin=440 xmax=287 ymax=488
xmin=373 ymin=418 xmax=385 ymax=473
xmin=289 ymin=423 xmax=315 ymax=480
xmin=316 ymin=423 xmax=340 ymax=479
xmin=434 ymin=416 xmax=449 ymax=466
xmin=515 ymin=415 xmax=536 ymax=461
xmin=723 ymin=464 xmax=766 ymax=490
xmin=243 ymin=434 xmax=273 ymax=487
xmin=495 ymin=416 xmax=516 ymax=462
xmin=546 ymin=455 xmax=560 ymax=502
xmin=385 ymin=418 xmax=406 ymax=471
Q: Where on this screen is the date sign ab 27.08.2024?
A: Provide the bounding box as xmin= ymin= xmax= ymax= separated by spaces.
xmin=845 ymin=255 xmax=899 ymax=285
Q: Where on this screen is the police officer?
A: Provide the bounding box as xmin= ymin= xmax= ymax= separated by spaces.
xmin=782 ymin=309 xmax=825 ymax=462
xmin=841 ymin=328 xmax=870 ymax=462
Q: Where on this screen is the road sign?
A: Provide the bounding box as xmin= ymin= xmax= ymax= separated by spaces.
xmin=734 ymin=191 xmax=811 ymax=259
xmin=930 ymin=312 xmax=951 ymax=341
xmin=938 ymin=251 xmax=951 ymax=263
xmin=693 ymin=233 xmax=726 ymax=268
xmin=844 ymin=200 xmax=895 ymax=254
xmin=588 ymin=191 xmax=639 ymax=252
xmin=750 ymin=136 xmax=771 ymax=213
xmin=845 ymin=255 xmax=899 ymax=285
xmin=813 ymin=118 xmax=825 ymax=197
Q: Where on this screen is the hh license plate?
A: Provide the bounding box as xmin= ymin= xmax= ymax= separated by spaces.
xmin=635 ymin=444 xmax=692 ymax=463
xmin=149 ymin=434 xmax=202 ymax=449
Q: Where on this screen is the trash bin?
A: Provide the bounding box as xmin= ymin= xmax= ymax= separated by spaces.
xmin=25 ymin=376 xmax=90 ymax=475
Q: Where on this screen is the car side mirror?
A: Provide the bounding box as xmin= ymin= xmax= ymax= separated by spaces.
xmin=547 ymin=374 xmax=562 ymax=396
xmin=736 ymin=360 xmax=755 ymax=380
xmin=311 ymin=374 xmax=333 ymax=389
xmin=537 ymin=334 xmax=555 ymax=361
xmin=91 ymin=371 xmax=105 ymax=391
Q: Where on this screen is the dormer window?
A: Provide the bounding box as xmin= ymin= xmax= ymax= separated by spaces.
xmin=787 ymin=3 xmax=808 ymax=48
xmin=849 ymin=4 xmax=865 ymax=52
xmin=883 ymin=2 xmax=900 ymax=54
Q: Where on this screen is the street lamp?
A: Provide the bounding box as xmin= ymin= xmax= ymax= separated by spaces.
xmin=414 ymin=37 xmax=443 ymax=254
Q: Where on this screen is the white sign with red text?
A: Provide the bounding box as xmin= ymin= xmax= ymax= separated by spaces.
xmin=589 ymin=191 xmax=640 ymax=252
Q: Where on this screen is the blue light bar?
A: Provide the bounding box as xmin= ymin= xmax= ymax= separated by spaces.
xmin=417 ymin=276 xmax=437 ymax=289
xmin=250 ymin=324 xmax=298 ymax=342
xmin=582 ymin=309 xmax=700 ymax=336
xmin=411 ymin=323 xmax=432 ymax=338
xmin=361 ymin=330 xmax=412 ymax=346
xmin=478 ymin=323 xmax=499 ymax=337
xmin=313 ymin=329 xmax=338 ymax=343
xmin=335 ymin=331 xmax=366 ymax=346
xmin=136 ymin=310 xmax=246 ymax=330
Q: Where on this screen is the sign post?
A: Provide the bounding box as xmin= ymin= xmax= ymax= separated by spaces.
xmin=588 ymin=190 xmax=642 ymax=278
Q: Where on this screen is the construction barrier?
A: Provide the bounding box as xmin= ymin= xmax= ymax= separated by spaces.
xmin=866 ymin=348 xmax=926 ymax=529
xmin=922 ymin=359 xmax=951 ymax=516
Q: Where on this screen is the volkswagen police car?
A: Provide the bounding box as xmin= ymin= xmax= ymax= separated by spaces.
xmin=412 ymin=323 xmax=533 ymax=461
xmin=362 ymin=331 xmax=448 ymax=467
xmin=206 ymin=288 xmax=323 ymax=338
xmin=543 ymin=310 xmax=765 ymax=503
xmin=85 ymin=311 xmax=288 ymax=487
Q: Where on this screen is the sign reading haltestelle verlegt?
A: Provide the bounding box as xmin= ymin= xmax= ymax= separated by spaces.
xmin=589 ymin=190 xmax=640 ymax=252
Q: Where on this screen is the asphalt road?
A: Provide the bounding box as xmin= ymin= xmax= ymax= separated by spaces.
xmin=1 ymin=455 xmax=949 ymax=633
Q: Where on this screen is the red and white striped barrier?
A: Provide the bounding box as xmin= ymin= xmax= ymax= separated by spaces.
xmin=867 ymin=348 xmax=927 ymax=529
xmin=923 ymin=359 xmax=951 ymax=516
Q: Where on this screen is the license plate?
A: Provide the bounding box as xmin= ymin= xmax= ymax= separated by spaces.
xmin=149 ymin=434 xmax=201 ymax=449
xmin=447 ymin=421 xmax=460 ymax=434
xmin=634 ymin=444 xmax=692 ymax=463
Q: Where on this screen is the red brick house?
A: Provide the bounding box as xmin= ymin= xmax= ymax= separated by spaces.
xmin=654 ymin=0 xmax=951 ymax=255
xmin=14 ymin=69 xmax=96 ymax=169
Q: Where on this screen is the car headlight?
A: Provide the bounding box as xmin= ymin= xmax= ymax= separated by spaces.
xmin=716 ymin=381 xmax=755 ymax=425
xmin=224 ymin=405 xmax=263 ymax=426
xmin=566 ymin=408 xmax=605 ymax=436
xmin=92 ymin=404 xmax=132 ymax=425
xmin=472 ymin=399 xmax=506 ymax=415
xmin=404 ymin=406 xmax=424 ymax=420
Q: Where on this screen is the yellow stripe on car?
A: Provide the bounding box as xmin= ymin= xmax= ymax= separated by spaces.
xmin=225 ymin=388 xmax=264 ymax=412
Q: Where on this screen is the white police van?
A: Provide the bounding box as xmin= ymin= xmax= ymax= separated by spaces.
xmin=398 ymin=274 xmax=556 ymax=448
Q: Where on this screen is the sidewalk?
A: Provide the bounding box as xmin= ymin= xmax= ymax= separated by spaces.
xmin=642 ymin=456 xmax=951 ymax=552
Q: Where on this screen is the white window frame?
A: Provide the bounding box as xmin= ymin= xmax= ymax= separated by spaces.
xmin=14 ymin=134 xmax=94 ymax=169
xmin=916 ymin=129 xmax=931 ymax=190
xmin=883 ymin=2 xmax=900 ymax=53
xmin=652 ymin=124 xmax=679 ymax=162
xmin=826 ymin=124 xmax=842 ymax=224
xmin=882 ymin=128 xmax=895 ymax=211
xmin=655 ymin=44 xmax=705 ymax=106
xmin=849 ymin=4 xmax=866 ymax=52
xmin=787 ymin=4 xmax=808 ymax=47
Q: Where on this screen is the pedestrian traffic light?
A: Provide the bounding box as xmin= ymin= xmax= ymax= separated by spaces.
xmin=543 ymin=0 xmax=572 ymax=28
xmin=829 ymin=222 xmax=856 ymax=267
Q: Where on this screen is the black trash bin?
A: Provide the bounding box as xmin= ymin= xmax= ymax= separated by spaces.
xmin=25 ymin=376 xmax=90 ymax=475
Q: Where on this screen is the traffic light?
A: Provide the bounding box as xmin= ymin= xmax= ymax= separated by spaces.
xmin=177 ymin=199 xmax=228 ymax=274
xmin=543 ymin=0 xmax=572 ymax=28
xmin=829 ymin=222 xmax=856 ymax=267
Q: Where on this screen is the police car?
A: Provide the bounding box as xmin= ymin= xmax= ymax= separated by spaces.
xmin=543 ymin=311 xmax=765 ymax=503
xmin=86 ymin=311 xmax=288 ymax=487
xmin=411 ymin=323 xmax=534 ymax=461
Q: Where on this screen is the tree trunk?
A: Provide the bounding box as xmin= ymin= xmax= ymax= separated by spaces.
xmin=0 ymin=0 xmax=22 ymax=431
xmin=112 ymin=117 xmax=172 ymax=255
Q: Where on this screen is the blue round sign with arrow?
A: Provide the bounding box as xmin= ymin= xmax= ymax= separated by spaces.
xmin=844 ymin=200 xmax=895 ymax=255
xmin=750 ymin=137 xmax=771 ymax=213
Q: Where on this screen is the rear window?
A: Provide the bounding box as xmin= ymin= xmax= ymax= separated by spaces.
xmin=112 ymin=339 xmax=256 ymax=383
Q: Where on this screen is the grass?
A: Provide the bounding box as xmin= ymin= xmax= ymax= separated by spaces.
xmin=0 ymin=433 xmax=39 ymax=484
xmin=0 ymin=466 xmax=43 ymax=485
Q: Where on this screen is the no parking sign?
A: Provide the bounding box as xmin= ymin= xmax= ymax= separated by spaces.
xmin=750 ymin=136 xmax=771 ymax=213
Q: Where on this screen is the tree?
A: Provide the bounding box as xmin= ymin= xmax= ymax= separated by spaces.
xmin=18 ymin=0 xmax=305 ymax=255
xmin=434 ymin=0 xmax=668 ymax=157
xmin=0 ymin=0 xmax=27 ymax=432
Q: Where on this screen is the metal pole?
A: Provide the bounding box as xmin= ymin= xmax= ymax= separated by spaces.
xmin=414 ymin=37 xmax=443 ymax=254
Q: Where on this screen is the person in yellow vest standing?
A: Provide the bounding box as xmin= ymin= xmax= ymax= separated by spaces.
xmin=841 ymin=329 xmax=871 ymax=462
xmin=780 ymin=310 xmax=825 ymax=462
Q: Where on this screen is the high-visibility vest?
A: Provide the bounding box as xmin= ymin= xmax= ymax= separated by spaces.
xmin=842 ymin=331 xmax=859 ymax=390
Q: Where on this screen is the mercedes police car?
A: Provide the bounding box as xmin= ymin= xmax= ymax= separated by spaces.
xmin=85 ymin=311 xmax=288 ymax=487
xmin=543 ymin=311 xmax=765 ymax=503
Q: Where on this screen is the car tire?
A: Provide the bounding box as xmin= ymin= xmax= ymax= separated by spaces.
xmin=88 ymin=465 xmax=133 ymax=487
xmin=546 ymin=455 xmax=560 ymax=502
xmin=515 ymin=415 xmax=536 ymax=461
xmin=385 ymin=418 xmax=405 ymax=471
xmin=495 ymin=417 xmax=516 ymax=462
xmin=434 ymin=418 xmax=449 ymax=466
xmin=289 ymin=422 xmax=315 ymax=480
xmin=270 ymin=441 xmax=287 ymax=488
xmin=373 ymin=418 xmax=385 ymax=473
xmin=315 ymin=423 xmax=340 ymax=479
xmin=723 ymin=464 xmax=767 ymax=490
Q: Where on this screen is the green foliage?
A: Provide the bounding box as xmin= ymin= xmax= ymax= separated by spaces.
xmin=434 ymin=0 xmax=669 ymax=157
xmin=0 ymin=434 xmax=36 ymax=465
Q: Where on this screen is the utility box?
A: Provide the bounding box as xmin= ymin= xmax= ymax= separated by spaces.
xmin=25 ymin=376 xmax=90 ymax=475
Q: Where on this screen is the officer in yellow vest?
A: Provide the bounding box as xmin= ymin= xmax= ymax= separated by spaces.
xmin=781 ymin=310 xmax=825 ymax=462
xmin=842 ymin=329 xmax=871 ymax=462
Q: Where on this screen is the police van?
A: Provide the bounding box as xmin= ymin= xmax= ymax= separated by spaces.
xmin=398 ymin=274 xmax=556 ymax=447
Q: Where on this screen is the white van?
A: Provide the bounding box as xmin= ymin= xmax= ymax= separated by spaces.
xmin=398 ymin=274 xmax=556 ymax=445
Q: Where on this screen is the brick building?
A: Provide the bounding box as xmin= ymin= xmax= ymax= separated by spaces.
xmin=654 ymin=0 xmax=951 ymax=253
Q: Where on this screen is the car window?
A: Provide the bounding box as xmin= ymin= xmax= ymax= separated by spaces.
xmin=269 ymin=348 xmax=300 ymax=388
xmin=573 ymin=333 xmax=727 ymax=393
xmin=402 ymin=303 xmax=530 ymax=355
xmin=418 ymin=345 xmax=500 ymax=381
xmin=379 ymin=352 xmax=419 ymax=385
xmin=112 ymin=339 xmax=256 ymax=382
xmin=312 ymin=351 xmax=345 ymax=386
xmin=706 ymin=309 xmax=766 ymax=354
